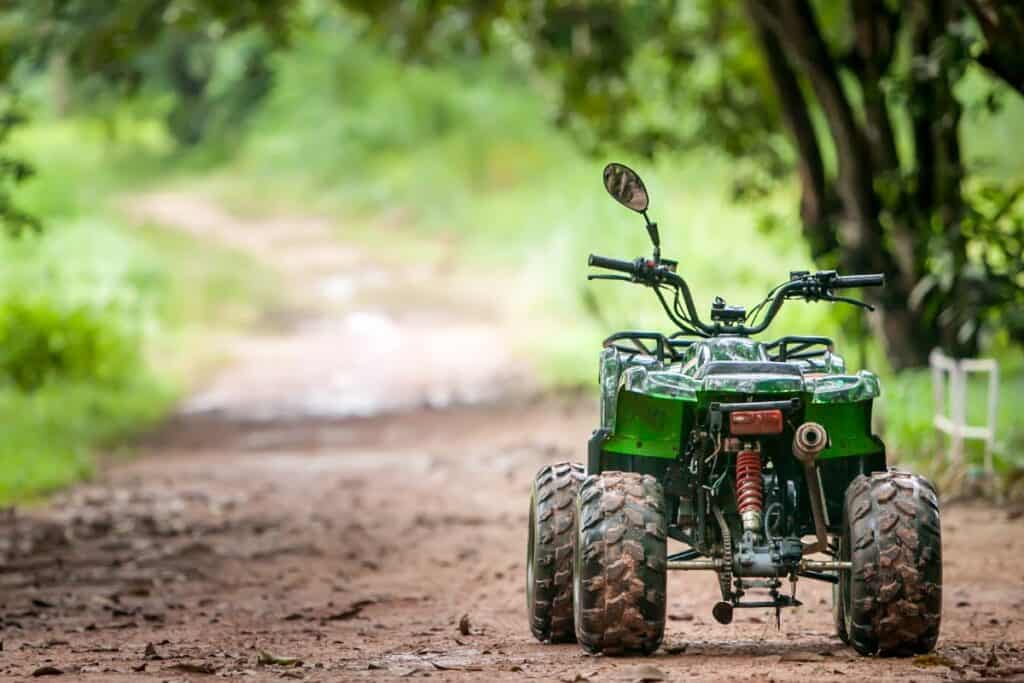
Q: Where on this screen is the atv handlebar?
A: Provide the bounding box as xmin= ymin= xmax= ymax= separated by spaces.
xmin=588 ymin=254 xmax=885 ymax=337
xmin=834 ymin=273 xmax=885 ymax=289
xmin=588 ymin=254 xmax=638 ymax=275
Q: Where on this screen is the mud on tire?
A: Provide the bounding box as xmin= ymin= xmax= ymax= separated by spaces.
xmin=574 ymin=472 xmax=666 ymax=656
xmin=527 ymin=462 xmax=585 ymax=643
xmin=841 ymin=470 xmax=942 ymax=656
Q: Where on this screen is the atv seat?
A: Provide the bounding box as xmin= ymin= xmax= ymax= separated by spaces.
xmin=695 ymin=361 xmax=803 ymax=378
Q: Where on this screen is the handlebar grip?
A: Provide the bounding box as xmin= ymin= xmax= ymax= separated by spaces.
xmin=588 ymin=254 xmax=637 ymax=275
xmin=833 ymin=273 xmax=885 ymax=289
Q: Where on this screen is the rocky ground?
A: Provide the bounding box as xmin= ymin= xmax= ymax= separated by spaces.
xmin=1 ymin=194 xmax=1021 ymax=681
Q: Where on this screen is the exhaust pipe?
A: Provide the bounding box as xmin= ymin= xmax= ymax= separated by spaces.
xmin=793 ymin=422 xmax=830 ymax=555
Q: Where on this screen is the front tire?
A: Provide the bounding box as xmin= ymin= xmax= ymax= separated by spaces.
xmin=574 ymin=472 xmax=667 ymax=656
xmin=841 ymin=470 xmax=942 ymax=656
xmin=527 ymin=462 xmax=585 ymax=643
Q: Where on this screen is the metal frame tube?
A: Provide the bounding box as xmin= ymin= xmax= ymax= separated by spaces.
xmin=667 ymin=559 xmax=723 ymax=571
xmin=794 ymin=423 xmax=830 ymax=555
xmin=800 ymin=559 xmax=851 ymax=571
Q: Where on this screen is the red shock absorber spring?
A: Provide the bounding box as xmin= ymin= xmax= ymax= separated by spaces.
xmin=735 ymin=449 xmax=763 ymax=531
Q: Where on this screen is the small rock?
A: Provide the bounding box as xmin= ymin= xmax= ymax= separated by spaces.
xmin=779 ymin=651 xmax=826 ymax=663
xmin=561 ymin=674 xmax=590 ymax=683
xmin=326 ymin=598 xmax=375 ymax=621
xmin=458 ymin=614 xmax=471 ymax=636
xmin=165 ymin=661 xmax=218 ymax=675
xmin=612 ymin=664 xmax=665 ymax=681
xmin=913 ymin=653 xmax=955 ymax=668
xmin=32 ymin=667 xmax=63 ymax=677
xmin=257 ymin=651 xmax=303 ymax=667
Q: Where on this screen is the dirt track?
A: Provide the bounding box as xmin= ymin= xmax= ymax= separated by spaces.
xmin=2 ymin=194 xmax=1023 ymax=681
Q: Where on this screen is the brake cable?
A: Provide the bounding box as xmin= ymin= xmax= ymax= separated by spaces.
xmin=654 ymin=285 xmax=705 ymax=337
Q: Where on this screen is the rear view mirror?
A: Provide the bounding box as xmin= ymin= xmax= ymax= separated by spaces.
xmin=603 ymin=162 xmax=649 ymax=213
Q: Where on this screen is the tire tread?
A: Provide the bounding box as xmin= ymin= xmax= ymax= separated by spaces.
xmin=844 ymin=470 xmax=942 ymax=656
xmin=528 ymin=462 xmax=585 ymax=643
xmin=575 ymin=472 xmax=666 ymax=655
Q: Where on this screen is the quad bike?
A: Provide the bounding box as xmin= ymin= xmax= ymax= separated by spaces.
xmin=526 ymin=163 xmax=941 ymax=657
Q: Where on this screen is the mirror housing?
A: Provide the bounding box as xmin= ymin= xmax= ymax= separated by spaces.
xmin=602 ymin=162 xmax=661 ymax=257
xmin=603 ymin=162 xmax=649 ymax=212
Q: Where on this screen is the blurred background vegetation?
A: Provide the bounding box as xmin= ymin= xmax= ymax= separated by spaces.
xmin=0 ymin=0 xmax=1021 ymax=501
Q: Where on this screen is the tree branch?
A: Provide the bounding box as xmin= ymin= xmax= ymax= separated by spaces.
xmin=745 ymin=0 xmax=837 ymax=259
xmin=850 ymin=0 xmax=918 ymax=287
xmin=773 ymin=0 xmax=893 ymax=276
xmin=965 ymin=0 xmax=1024 ymax=95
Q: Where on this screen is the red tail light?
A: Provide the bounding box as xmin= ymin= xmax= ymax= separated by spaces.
xmin=730 ymin=409 xmax=783 ymax=435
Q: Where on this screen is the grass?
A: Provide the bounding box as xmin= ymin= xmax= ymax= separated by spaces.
xmin=880 ymin=356 xmax=1024 ymax=487
xmin=0 ymin=379 xmax=173 ymax=502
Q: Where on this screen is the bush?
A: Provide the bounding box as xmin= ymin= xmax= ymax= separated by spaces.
xmin=0 ymin=218 xmax=170 ymax=502
xmin=0 ymin=296 xmax=141 ymax=390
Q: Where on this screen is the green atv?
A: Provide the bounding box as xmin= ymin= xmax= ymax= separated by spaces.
xmin=526 ymin=163 xmax=941 ymax=657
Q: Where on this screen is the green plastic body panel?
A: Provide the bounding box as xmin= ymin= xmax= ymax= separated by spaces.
xmin=602 ymin=391 xmax=687 ymax=459
xmin=804 ymin=400 xmax=883 ymax=459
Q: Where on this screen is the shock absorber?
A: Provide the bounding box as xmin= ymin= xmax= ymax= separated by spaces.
xmin=735 ymin=446 xmax=763 ymax=535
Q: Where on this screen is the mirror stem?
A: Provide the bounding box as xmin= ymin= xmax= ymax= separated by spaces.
xmin=642 ymin=211 xmax=661 ymax=263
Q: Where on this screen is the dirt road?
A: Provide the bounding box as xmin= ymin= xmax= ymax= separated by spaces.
xmin=2 ymin=195 xmax=1022 ymax=681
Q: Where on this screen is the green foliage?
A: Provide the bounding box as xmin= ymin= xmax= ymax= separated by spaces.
xmin=881 ymin=363 xmax=1024 ymax=495
xmin=0 ymin=217 xmax=169 ymax=502
xmin=0 ymin=99 xmax=39 ymax=237
xmin=341 ymin=1 xmax=782 ymax=165
xmin=335 ymin=0 xmax=1024 ymax=368
xmin=3 ymin=0 xmax=294 ymax=79
xmin=0 ymin=297 xmax=140 ymax=391
xmin=1 ymin=1 xmax=294 ymax=149
xmin=0 ymin=109 xmax=277 ymax=502
xmin=0 ymin=377 xmax=172 ymax=502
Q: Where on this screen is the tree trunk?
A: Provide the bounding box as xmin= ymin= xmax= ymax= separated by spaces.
xmin=744 ymin=0 xmax=837 ymax=260
xmin=908 ymin=0 xmax=977 ymax=358
xmin=750 ymin=0 xmax=936 ymax=369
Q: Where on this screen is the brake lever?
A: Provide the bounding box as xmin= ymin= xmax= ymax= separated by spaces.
xmin=825 ymin=293 xmax=875 ymax=311
xmin=588 ymin=274 xmax=633 ymax=282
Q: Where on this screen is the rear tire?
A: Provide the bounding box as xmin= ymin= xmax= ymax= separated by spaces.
xmin=574 ymin=472 xmax=666 ymax=656
xmin=841 ymin=470 xmax=942 ymax=656
xmin=527 ymin=462 xmax=585 ymax=643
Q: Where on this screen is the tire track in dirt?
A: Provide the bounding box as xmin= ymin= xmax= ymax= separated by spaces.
xmin=0 ymin=193 xmax=1021 ymax=680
